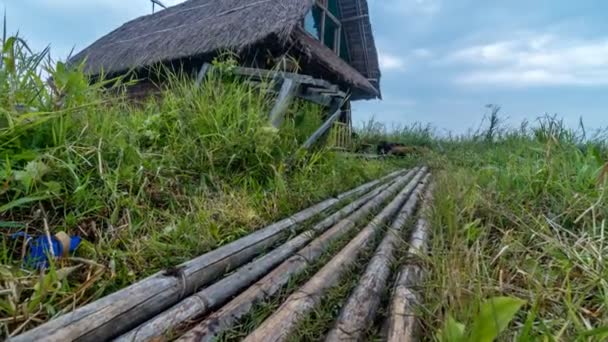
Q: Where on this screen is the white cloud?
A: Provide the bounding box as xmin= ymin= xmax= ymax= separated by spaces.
xmin=447 ymin=33 xmax=608 ymax=86
xmin=379 ymin=52 xmax=406 ymax=71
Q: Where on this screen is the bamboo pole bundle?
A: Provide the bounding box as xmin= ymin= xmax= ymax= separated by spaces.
xmin=12 ymin=170 xmax=407 ymax=342
xmin=243 ymin=168 xmax=428 ymax=342
xmin=177 ymin=169 xmax=420 ymax=342
xmin=386 ymin=184 xmax=434 ymax=342
xmin=115 ymin=172 xmax=409 ymax=342
xmin=325 ymin=174 xmax=430 ymax=341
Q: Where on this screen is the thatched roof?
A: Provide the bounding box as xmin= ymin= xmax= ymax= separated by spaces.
xmin=337 ymin=0 xmax=381 ymax=94
xmin=71 ymin=0 xmax=381 ymax=99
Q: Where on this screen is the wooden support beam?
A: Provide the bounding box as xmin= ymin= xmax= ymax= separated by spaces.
xmin=306 ymin=86 xmax=345 ymax=97
xmin=229 ymin=66 xmax=335 ymax=89
xmin=298 ymin=90 xmax=333 ymax=107
xmin=269 ymin=78 xmax=298 ymax=128
xmin=197 ymin=64 xmax=344 ymax=111
xmin=301 ymin=100 xmax=344 ymax=149
xmin=242 ymin=80 xmax=341 ymax=108
xmin=195 ymin=63 xmax=212 ymax=87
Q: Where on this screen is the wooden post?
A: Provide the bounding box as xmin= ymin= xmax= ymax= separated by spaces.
xmin=269 ymin=78 xmax=298 ymax=128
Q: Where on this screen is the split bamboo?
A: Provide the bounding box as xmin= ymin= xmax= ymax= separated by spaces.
xmin=176 ymin=169 xmax=420 ymax=342
xmin=386 ymin=184 xmax=434 ymax=342
xmin=243 ymin=167 xmax=428 ymax=342
xmin=12 ymin=170 xmax=407 ymax=342
xmin=325 ymin=174 xmax=430 ymax=341
xmin=115 ymin=172 xmax=407 ymax=341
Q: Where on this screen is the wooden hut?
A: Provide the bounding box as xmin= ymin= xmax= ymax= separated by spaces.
xmin=71 ymin=0 xmax=381 ymax=147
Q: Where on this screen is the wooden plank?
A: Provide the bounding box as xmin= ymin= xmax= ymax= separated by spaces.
xmin=325 ymin=174 xmax=430 ymax=341
xmin=243 ymin=169 xmax=429 ymax=342
xmin=269 ymin=78 xmax=298 ymax=128
xmin=297 ymin=89 xmax=333 ymax=107
xmin=197 ymin=65 xmax=344 ymax=109
xmin=242 ymin=81 xmax=337 ymax=108
xmin=306 ymin=86 xmax=343 ymax=96
xmin=301 ymin=100 xmax=345 ymax=149
xmin=11 ymin=175 xmax=401 ymax=342
xmin=229 ymin=66 xmax=334 ymax=89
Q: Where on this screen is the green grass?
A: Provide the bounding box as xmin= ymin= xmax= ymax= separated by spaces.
xmin=388 ymin=117 xmax=608 ymax=341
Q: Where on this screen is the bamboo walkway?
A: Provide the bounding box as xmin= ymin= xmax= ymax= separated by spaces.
xmin=13 ymin=167 xmax=434 ymax=342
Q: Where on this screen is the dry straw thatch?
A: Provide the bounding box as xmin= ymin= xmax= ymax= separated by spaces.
xmin=71 ymin=0 xmax=381 ymax=99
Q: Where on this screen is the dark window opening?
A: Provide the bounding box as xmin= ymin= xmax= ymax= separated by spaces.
xmin=302 ymin=0 xmax=347 ymax=60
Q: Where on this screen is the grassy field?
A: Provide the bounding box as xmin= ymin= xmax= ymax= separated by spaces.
xmin=2 ymin=33 xmax=608 ymax=341
xmin=421 ymin=121 xmax=608 ymax=341
xmin=357 ymin=116 xmax=607 ymax=341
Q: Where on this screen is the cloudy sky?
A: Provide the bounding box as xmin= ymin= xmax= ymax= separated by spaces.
xmin=3 ymin=0 xmax=607 ymax=133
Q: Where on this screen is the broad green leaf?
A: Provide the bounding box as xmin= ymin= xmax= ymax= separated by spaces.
xmin=0 ymin=194 xmax=50 ymax=212
xmin=437 ymin=314 xmax=466 ymax=342
xmin=469 ymin=296 xmax=526 ymax=342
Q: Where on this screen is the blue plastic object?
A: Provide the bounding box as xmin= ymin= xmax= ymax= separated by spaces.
xmin=12 ymin=232 xmax=81 ymax=269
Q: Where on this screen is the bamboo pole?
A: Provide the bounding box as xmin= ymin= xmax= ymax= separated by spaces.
xmin=12 ymin=170 xmax=407 ymax=342
xmin=336 ymin=169 xmax=403 ymax=200
xmin=176 ymin=169 xmax=420 ymax=342
xmin=325 ymin=174 xmax=431 ymax=341
xmin=386 ymin=184 xmax=435 ymax=342
xmin=115 ymin=173 xmax=407 ymax=342
xmin=243 ymin=168 xmax=428 ymax=342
